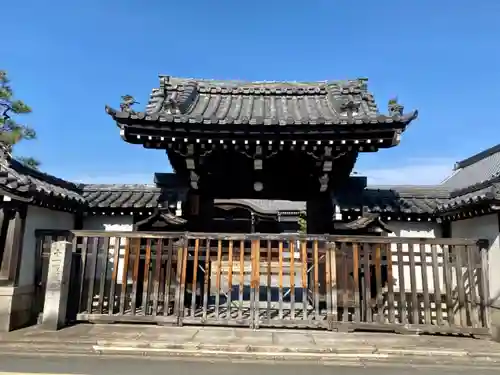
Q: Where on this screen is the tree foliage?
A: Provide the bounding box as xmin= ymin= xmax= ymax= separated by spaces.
xmin=0 ymin=70 xmax=39 ymax=168
xmin=298 ymin=211 xmax=307 ymax=234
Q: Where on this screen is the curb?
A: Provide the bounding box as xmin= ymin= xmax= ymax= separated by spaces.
xmin=92 ymin=344 xmax=500 ymax=360
xmin=1 ymin=340 xmax=500 ymax=364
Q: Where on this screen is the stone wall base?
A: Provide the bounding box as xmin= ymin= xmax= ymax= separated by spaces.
xmin=491 ymin=305 xmax=500 ymax=342
xmin=0 ymin=285 xmax=35 ymax=332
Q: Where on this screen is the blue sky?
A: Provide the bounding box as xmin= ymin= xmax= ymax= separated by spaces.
xmin=3 ymin=0 xmax=500 ymax=185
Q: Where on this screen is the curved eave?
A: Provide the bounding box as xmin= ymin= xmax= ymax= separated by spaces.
xmin=215 ymin=202 xmax=279 ymax=220
xmin=436 ymin=196 xmax=500 ymax=213
xmin=105 ymin=105 xmax=418 ymax=128
xmin=0 ymin=186 xmax=33 ymax=202
xmin=0 ymin=183 xmax=86 ymax=207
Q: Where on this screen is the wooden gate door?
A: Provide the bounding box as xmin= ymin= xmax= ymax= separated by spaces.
xmin=32 ymin=234 xmax=53 ymax=324
xmin=178 ymin=238 xmax=253 ymax=327
xmin=252 ymin=239 xmax=330 ymax=329
xmin=177 ymin=237 xmax=332 ymax=329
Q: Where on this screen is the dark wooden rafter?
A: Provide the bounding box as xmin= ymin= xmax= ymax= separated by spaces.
xmin=164 ymin=137 xmax=361 ymax=198
xmin=440 ymin=202 xmax=500 ymax=222
xmin=127 ymin=127 xmax=401 ymax=150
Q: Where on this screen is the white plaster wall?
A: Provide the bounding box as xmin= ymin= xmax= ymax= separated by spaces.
xmin=19 ymin=206 xmax=75 ymax=287
xmin=451 ymin=214 xmax=500 ymax=307
xmin=82 ymin=215 xmax=134 ymax=284
xmin=82 ymin=215 xmax=134 ymax=232
xmin=388 ymin=221 xmax=443 ymax=293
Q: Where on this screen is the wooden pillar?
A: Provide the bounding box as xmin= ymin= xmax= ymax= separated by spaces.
xmin=0 ymin=205 xmax=26 ymax=286
xmin=185 ymin=191 xmax=214 ymax=307
xmin=186 ymin=192 xmax=214 ymax=232
xmin=441 ymin=220 xmax=451 ymax=238
xmin=306 ymin=193 xmax=334 ymax=234
xmin=73 ymin=212 xmax=83 ymax=230
xmin=307 ymin=193 xmax=334 ymax=316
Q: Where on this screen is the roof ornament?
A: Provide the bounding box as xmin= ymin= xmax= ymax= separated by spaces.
xmin=163 ymin=97 xmax=180 ymax=115
xmin=120 ymin=95 xmax=139 ymax=114
xmin=388 ymin=97 xmax=404 ymax=116
xmin=357 ymin=78 xmax=368 ymax=91
xmin=339 ymin=99 xmax=360 ymax=118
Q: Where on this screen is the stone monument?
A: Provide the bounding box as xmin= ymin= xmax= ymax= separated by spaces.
xmin=41 ymin=240 xmax=73 ymax=330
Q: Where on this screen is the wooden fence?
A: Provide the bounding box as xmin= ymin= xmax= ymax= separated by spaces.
xmin=35 ymin=230 xmax=491 ymax=335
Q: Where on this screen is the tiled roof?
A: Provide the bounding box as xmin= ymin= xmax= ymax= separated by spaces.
xmin=437 ymin=179 xmax=500 ymax=212
xmin=334 ymin=213 xmax=392 ymax=232
xmin=215 ymin=199 xmax=306 ymax=215
xmin=352 ymin=186 xmax=451 ymax=214
xmin=0 ymin=152 xmax=84 ymax=205
xmin=442 ymin=143 xmax=500 ymax=190
xmin=106 ymin=75 xmax=418 ymax=126
xmin=438 ymin=143 xmax=500 ymax=210
xmin=215 ymin=186 xmax=451 ymax=216
xmin=82 ymin=185 xmax=160 ymax=209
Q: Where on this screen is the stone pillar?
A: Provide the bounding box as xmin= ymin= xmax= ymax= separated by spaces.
xmin=41 ymin=240 xmax=73 ymax=330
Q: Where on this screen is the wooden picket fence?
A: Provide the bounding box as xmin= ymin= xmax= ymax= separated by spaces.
xmin=35 ymin=230 xmax=491 ymax=336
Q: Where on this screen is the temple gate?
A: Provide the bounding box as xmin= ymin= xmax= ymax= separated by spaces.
xmin=32 ymin=75 xmax=490 ymax=336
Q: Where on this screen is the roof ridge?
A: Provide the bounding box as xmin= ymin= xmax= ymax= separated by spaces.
xmin=365 ymin=185 xmax=452 ymax=199
xmin=82 ymin=183 xmax=159 ymax=191
xmin=160 ymin=75 xmax=369 ymax=88
xmin=454 ymin=143 xmax=500 ymax=170
xmin=450 ymin=174 xmax=500 ymax=198
xmin=366 ymin=184 xmax=451 ymax=191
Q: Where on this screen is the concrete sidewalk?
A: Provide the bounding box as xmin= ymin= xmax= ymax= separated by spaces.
xmin=1 ymin=324 xmax=500 ymax=364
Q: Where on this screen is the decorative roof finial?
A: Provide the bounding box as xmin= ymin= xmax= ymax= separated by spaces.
xmin=388 ymin=97 xmax=404 ymax=116
xmin=340 ymin=99 xmax=361 ymax=117
xmin=120 ymin=95 xmax=139 ymax=114
xmin=357 ymin=78 xmax=368 ymax=91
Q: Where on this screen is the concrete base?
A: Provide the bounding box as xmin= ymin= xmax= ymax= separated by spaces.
xmin=1 ymin=324 xmax=500 ymax=365
xmin=0 ymin=285 xmax=35 ymax=332
xmin=490 ymin=306 xmax=500 ymax=342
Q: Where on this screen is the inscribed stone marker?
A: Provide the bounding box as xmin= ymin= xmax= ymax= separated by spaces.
xmin=42 ymin=240 xmax=73 ymax=330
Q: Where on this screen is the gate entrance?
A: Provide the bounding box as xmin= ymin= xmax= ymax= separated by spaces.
xmin=178 ymin=237 xmax=330 ymax=329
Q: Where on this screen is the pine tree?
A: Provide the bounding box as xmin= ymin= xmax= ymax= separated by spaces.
xmin=0 ymin=70 xmax=39 ymax=169
xmin=298 ymin=211 xmax=307 ymax=234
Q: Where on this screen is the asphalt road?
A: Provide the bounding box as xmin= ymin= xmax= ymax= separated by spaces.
xmin=0 ymin=354 xmax=499 ymax=375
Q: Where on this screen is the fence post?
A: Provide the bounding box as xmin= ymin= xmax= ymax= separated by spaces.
xmin=477 ymin=239 xmax=492 ymax=333
xmin=174 ymin=235 xmax=188 ymax=326
xmin=41 ymin=236 xmax=74 ymax=330
xmin=326 ymin=241 xmax=337 ymax=329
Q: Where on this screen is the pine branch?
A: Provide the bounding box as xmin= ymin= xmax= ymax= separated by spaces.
xmin=17 ymin=156 xmax=41 ymax=170
xmin=0 ymin=69 xmax=39 ymax=158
